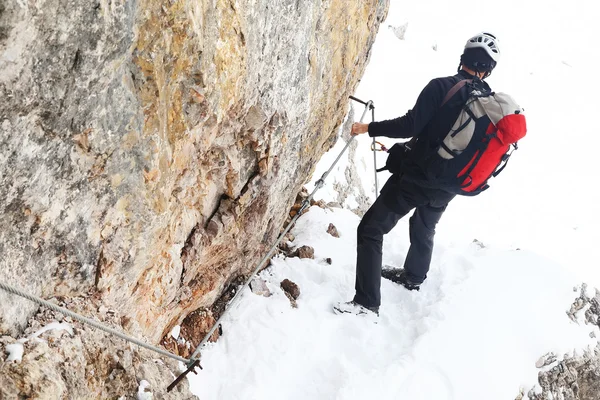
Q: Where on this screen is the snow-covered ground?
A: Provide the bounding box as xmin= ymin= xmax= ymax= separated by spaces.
xmin=189 ymin=1 xmax=600 ymax=399
xmin=190 ymin=207 xmax=597 ymax=399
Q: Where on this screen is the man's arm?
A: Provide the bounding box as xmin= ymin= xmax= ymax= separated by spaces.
xmin=355 ymin=78 xmax=445 ymax=138
xmin=366 ymin=110 xmax=415 ymax=138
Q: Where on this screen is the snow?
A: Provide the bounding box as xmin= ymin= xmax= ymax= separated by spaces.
xmin=29 ymin=322 xmax=74 ymax=340
xmin=137 ymin=380 xmax=152 ymax=400
xmin=189 ymin=208 xmax=597 ymax=399
xmin=2 ymin=322 xmax=74 ymax=363
xmin=170 ymin=325 xmax=181 ymax=341
xmin=5 ymin=341 xmax=25 ymax=363
xmin=189 ymin=1 xmax=599 ymax=399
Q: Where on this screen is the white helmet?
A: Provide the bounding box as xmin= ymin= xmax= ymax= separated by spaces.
xmin=465 ymin=32 xmax=500 ymax=62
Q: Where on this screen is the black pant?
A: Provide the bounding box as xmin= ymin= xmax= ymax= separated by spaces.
xmin=353 ymin=174 xmax=455 ymax=308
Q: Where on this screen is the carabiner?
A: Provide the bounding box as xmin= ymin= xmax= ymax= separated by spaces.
xmin=370 ymin=141 xmax=388 ymax=152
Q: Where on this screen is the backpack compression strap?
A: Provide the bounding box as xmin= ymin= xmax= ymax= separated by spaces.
xmin=441 ymin=79 xmax=472 ymax=107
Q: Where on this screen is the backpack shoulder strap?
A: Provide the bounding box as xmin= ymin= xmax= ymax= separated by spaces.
xmin=441 ymin=79 xmax=472 ymax=107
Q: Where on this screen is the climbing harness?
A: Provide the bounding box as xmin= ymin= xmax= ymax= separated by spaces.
xmin=0 ymin=95 xmax=376 ymax=392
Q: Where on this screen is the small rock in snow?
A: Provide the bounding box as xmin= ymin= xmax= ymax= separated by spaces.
xmin=250 ymin=278 xmax=272 ymax=297
xmin=326 ymin=223 xmax=340 ymax=238
xmin=388 ymin=22 xmax=408 ymax=40
xmin=326 ymin=257 xmax=332 ymax=265
xmin=278 ymin=240 xmax=294 ymax=255
xmin=472 ymin=239 xmax=485 ymax=249
xmin=284 ymin=291 xmax=298 ymax=309
xmin=295 ymin=245 xmax=314 ymax=259
xmin=281 ymin=279 xmax=300 ymax=300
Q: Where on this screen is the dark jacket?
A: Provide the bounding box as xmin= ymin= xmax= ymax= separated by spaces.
xmin=367 ymin=70 xmax=492 ymax=183
xmin=368 ymin=70 xmax=491 ymax=140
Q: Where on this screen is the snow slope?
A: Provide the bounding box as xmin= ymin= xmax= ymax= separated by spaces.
xmin=189 ymin=1 xmax=600 ymax=399
xmin=190 ymin=207 xmax=597 ymax=399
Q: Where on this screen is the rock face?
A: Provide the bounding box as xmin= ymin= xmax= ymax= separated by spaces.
xmin=0 ymin=297 xmax=197 ymax=399
xmin=528 ymin=345 xmax=600 ymax=400
xmin=525 ymin=285 xmax=600 ymax=400
xmin=0 ymin=0 xmax=388 ymax=333
xmin=0 ymin=0 xmax=388 ymax=396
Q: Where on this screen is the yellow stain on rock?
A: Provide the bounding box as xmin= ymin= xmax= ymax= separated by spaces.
xmin=110 ymin=174 xmax=123 ymax=188
xmin=213 ymin=0 xmax=246 ymax=120
xmin=135 ymin=0 xmax=197 ymax=158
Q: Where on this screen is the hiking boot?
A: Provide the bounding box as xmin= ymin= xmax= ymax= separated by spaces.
xmin=381 ymin=268 xmax=421 ymax=291
xmin=333 ymin=301 xmax=379 ymax=317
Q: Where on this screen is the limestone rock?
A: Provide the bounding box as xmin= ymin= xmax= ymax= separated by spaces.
xmin=250 ymin=278 xmax=272 ymax=298
xmin=528 ymin=285 xmax=600 ymax=400
xmin=161 ymin=308 xmax=220 ymax=360
xmin=277 ymin=232 xmax=296 ymax=255
xmin=0 ymin=0 xmax=389 ymax=395
xmin=536 ymin=352 xmax=558 ymax=368
xmin=284 ymin=291 xmax=298 ymax=309
xmin=311 ymin=199 xmax=329 ymax=209
xmin=281 ymin=279 xmax=300 ymax=300
xmin=281 ymin=278 xmax=300 ymax=309
xmin=295 ymin=187 xmax=309 ymax=204
xmin=293 ymin=245 xmax=315 ymax=259
xmin=327 ymin=223 xmax=340 ymax=238
xmin=180 ymin=309 xmax=219 ymax=344
xmin=0 ymin=301 xmax=195 ymax=399
xmin=278 ymin=240 xmax=295 ymax=255
xmin=527 ymin=348 xmax=600 ymax=400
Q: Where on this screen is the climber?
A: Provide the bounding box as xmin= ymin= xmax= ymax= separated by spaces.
xmin=334 ymin=33 xmax=502 ymax=317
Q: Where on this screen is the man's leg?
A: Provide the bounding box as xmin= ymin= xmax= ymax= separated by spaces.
xmin=353 ymin=195 xmax=412 ymax=308
xmin=403 ymin=203 xmax=449 ymax=284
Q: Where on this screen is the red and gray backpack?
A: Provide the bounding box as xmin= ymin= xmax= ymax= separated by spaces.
xmin=400 ymin=79 xmax=527 ymax=196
